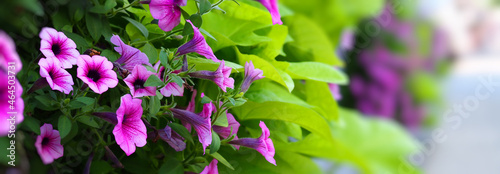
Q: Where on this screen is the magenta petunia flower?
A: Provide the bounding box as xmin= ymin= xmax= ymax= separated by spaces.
xmin=255 ymin=0 xmax=282 ymax=25
xmin=0 ymin=30 xmax=22 ymax=72
xmin=170 ymin=101 xmax=213 ymax=154
xmin=158 ymin=124 xmax=186 ymax=151
xmin=153 ymin=62 xmax=184 ymax=97
xmin=176 ymin=20 xmax=219 ymax=62
xmin=213 ymin=113 xmax=239 ymax=140
xmin=39 ymin=27 xmax=79 ymax=69
xmin=113 ymin=94 xmax=147 ymax=156
xmin=200 ymin=159 xmax=218 ymax=174
xmin=189 ymin=60 xmax=234 ymax=92
xmin=240 ymin=61 xmax=264 ymax=93
xmin=124 ymin=65 xmax=157 ymax=98
xmin=111 ymin=35 xmax=152 ymax=72
xmin=0 ymin=71 xmax=24 ymax=136
xmin=77 ymin=55 xmax=118 ymax=94
xmin=35 ymin=124 xmax=64 ymax=164
xmin=149 ymin=0 xmax=187 ymax=32
xmin=229 ymin=121 xmax=276 ymax=165
xmin=38 ymin=57 xmax=74 ymax=94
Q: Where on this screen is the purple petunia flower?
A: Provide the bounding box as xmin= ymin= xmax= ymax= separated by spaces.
xmin=124 ymin=65 xmax=157 ymax=98
xmin=0 ymin=30 xmax=22 ymax=72
xmin=153 ymin=62 xmax=184 ymax=97
xmin=213 ymin=113 xmax=239 ymax=140
xmin=170 ymin=101 xmax=213 ymax=154
xmin=38 ymin=57 xmax=74 ymax=94
xmin=149 ymin=0 xmax=187 ymax=32
xmin=0 ymin=71 xmax=24 ymax=136
xmin=240 ymin=61 xmax=264 ymax=93
xmin=39 ymin=27 xmax=79 ymax=69
xmin=229 ymin=121 xmax=276 ymax=165
xmin=189 ymin=60 xmax=234 ymax=92
xmin=200 ymin=159 xmax=218 ymax=174
xmin=77 ymin=55 xmax=118 ymax=94
xmin=35 ymin=124 xmax=64 ymax=164
xmin=111 ymin=35 xmax=152 ymax=72
xmin=255 ymin=0 xmax=282 ymax=25
xmin=158 ymin=124 xmax=186 ymax=151
xmin=112 ymin=94 xmax=147 ymax=156
xmin=176 ymin=20 xmax=219 ymax=62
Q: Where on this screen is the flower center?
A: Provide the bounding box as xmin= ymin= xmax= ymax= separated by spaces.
xmin=41 ymin=137 xmax=50 ymax=146
xmin=51 ymin=43 xmax=62 ymax=55
xmin=133 ymin=79 xmax=145 ymax=89
xmin=87 ymin=69 xmax=101 ymax=82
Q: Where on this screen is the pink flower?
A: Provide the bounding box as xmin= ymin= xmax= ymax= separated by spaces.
xmin=0 ymin=71 xmax=23 ymax=136
xmin=189 ymin=60 xmax=234 ymax=92
xmin=77 ymin=55 xmax=118 ymax=94
xmin=170 ymin=102 xmax=213 ymax=154
xmin=240 ymin=61 xmax=264 ymax=93
xmin=255 ymin=0 xmax=282 ymax=25
xmin=149 ymin=0 xmax=187 ymax=32
xmin=200 ymin=159 xmax=218 ymax=174
xmin=153 ymin=62 xmax=184 ymax=97
xmin=213 ymin=113 xmax=239 ymax=140
xmin=113 ymin=94 xmax=147 ymax=156
xmin=124 ymin=65 xmax=157 ymax=98
xmin=0 ymin=30 xmax=22 ymax=72
xmin=328 ymin=83 xmax=342 ymax=101
xmin=176 ymin=20 xmax=219 ymax=62
xmin=38 ymin=57 xmax=74 ymax=94
xmin=35 ymin=124 xmax=64 ymax=164
xmin=158 ymin=124 xmax=186 ymax=151
xmin=111 ymin=35 xmax=152 ymax=72
xmin=229 ymin=121 xmax=276 ymax=165
xmin=39 ymin=27 xmax=79 ymax=69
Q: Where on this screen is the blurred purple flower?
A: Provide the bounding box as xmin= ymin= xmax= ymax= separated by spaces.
xmin=158 ymin=124 xmax=186 ymax=151
xmin=229 ymin=121 xmax=276 ymax=165
xmin=176 ymin=20 xmax=219 ymax=62
xmin=255 ymin=0 xmax=282 ymax=25
xmin=113 ymin=94 xmax=147 ymax=156
xmin=77 ymin=55 xmax=118 ymax=94
xmin=0 ymin=30 xmax=22 ymax=72
xmin=200 ymin=159 xmax=218 ymax=174
xmin=35 ymin=124 xmax=64 ymax=164
xmin=111 ymin=35 xmax=152 ymax=72
xmin=154 ymin=62 xmax=184 ymax=97
xmin=328 ymin=83 xmax=342 ymax=101
xmin=149 ymin=0 xmax=187 ymax=32
xmin=0 ymin=71 xmax=23 ymax=136
xmin=124 ymin=65 xmax=157 ymax=98
xmin=189 ymin=60 xmax=234 ymax=92
xmin=38 ymin=57 xmax=74 ymax=94
xmin=39 ymin=27 xmax=79 ymax=69
xmin=241 ymin=61 xmax=264 ymax=93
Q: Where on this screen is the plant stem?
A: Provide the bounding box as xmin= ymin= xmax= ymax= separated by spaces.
xmin=211 ymin=0 xmax=225 ymax=8
xmin=131 ymin=29 xmax=183 ymax=46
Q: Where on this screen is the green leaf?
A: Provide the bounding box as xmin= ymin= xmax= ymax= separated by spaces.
xmin=209 ymin=130 xmax=221 ymax=154
xmin=213 ymin=111 xmax=228 ymax=127
xmin=244 ymin=81 xmax=310 ymax=108
xmin=305 ymin=80 xmax=339 ymax=120
xmin=159 ymin=47 xmax=170 ymax=68
xmin=122 ymin=16 xmax=149 ymax=38
xmin=140 ymin=42 xmax=158 ymax=64
xmin=86 ymin=12 xmax=102 ymax=41
xmin=21 ymin=116 xmax=41 ymax=134
xmin=159 ymin=157 xmax=183 ymax=174
xmin=76 ymin=97 xmax=95 ymax=105
xmin=287 ymin=62 xmax=348 ymax=84
xmin=64 ymin=32 xmax=90 ymax=52
xmin=58 ymin=116 xmax=72 ymax=139
xmin=69 ymin=97 xmax=95 ymax=109
xmin=101 ymin=49 xmax=120 ymax=62
xmin=144 ymin=75 xmax=164 ymax=87
xmin=198 ymin=0 xmax=212 ymax=14
xmin=200 ymin=95 xmax=213 ymax=104
xmin=76 ymin=115 xmax=99 ymax=128
xmin=187 ymin=56 xmax=243 ymax=72
xmin=183 ymin=14 xmax=202 ymax=35
xmin=168 ymin=122 xmax=194 ymax=144
xmin=149 ymin=96 xmax=161 ymax=119
xmin=89 ymin=0 xmax=117 ymax=14
xmin=169 ymin=74 xmax=184 ymax=88
xmin=209 ymin=152 xmax=234 ymax=170
xmin=240 ymin=25 xmax=289 ymax=60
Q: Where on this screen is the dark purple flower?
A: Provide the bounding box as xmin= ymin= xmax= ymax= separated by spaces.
xmin=200 ymin=159 xmax=218 ymax=174
xmin=0 ymin=30 xmax=22 ymax=72
xmin=149 ymin=0 xmax=187 ymax=32
xmin=176 ymin=20 xmax=219 ymax=62
xmin=113 ymin=94 xmax=147 ymax=156
xmin=255 ymin=0 xmax=282 ymax=25
xmin=229 ymin=121 xmax=276 ymax=165
xmin=77 ymin=55 xmax=118 ymax=94
xmin=189 ymin=60 xmax=234 ymax=92
xmin=158 ymin=125 xmax=186 ymax=151
xmin=111 ymin=35 xmax=152 ymax=72
xmin=124 ymin=65 xmax=157 ymax=98
xmin=39 ymin=27 xmax=79 ymax=69
xmin=240 ymin=61 xmax=264 ymax=93
xmin=35 ymin=124 xmax=64 ymax=164
xmin=38 ymin=57 xmax=74 ymax=94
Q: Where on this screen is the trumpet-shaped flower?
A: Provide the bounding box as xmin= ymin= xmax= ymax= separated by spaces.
xmin=189 ymin=60 xmax=234 ymax=92
xmin=0 ymin=30 xmax=22 ymax=72
xmin=213 ymin=113 xmax=240 ymax=140
xmin=176 ymin=20 xmax=218 ymax=62
xmin=255 ymin=0 xmax=282 ymax=25
xmin=240 ymin=61 xmax=264 ymax=93
xmin=154 ymin=62 xmax=184 ymax=97
xmin=170 ymin=101 xmax=213 ymax=154
xmin=77 ymin=55 xmax=118 ymax=94
xmin=39 ymin=27 xmax=79 ymax=69
xmin=158 ymin=125 xmax=186 ymax=151
xmin=124 ymin=65 xmax=157 ymax=98
xmin=113 ymin=94 xmax=147 ymax=156
xmin=149 ymin=0 xmax=187 ymax=32
xmin=111 ymin=35 xmax=152 ymax=72
xmin=200 ymin=159 xmax=218 ymax=174
xmin=0 ymin=71 xmax=23 ymax=136
xmin=229 ymin=121 xmax=276 ymax=165
xmin=35 ymin=124 xmax=64 ymax=164
xmin=38 ymin=57 xmax=74 ymax=94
